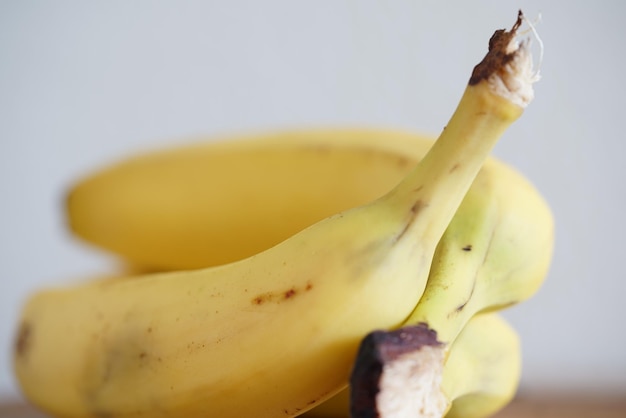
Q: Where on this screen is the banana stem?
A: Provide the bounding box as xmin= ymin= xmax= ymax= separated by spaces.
xmin=382 ymin=10 xmax=534 ymax=247
xmin=393 ymin=88 xmax=521 ymax=245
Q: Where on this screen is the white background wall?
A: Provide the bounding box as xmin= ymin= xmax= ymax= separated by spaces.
xmin=1 ymin=0 xmax=625 ymax=402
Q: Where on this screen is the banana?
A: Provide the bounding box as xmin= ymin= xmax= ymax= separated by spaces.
xmin=349 ymin=15 xmax=546 ymax=417
xmin=303 ymin=133 xmax=553 ymax=417
xmin=396 ymin=159 xmax=553 ymax=345
xmin=433 ymin=313 xmax=521 ymax=418
xmin=66 ymin=130 xmax=436 ymax=270
xmin=15 ymin=15 xmax=537 ymax=418
xmin=66 ymin=14 xmax=542 ymax=274
xmin=304 ymin=313 xmax=521 ymax=418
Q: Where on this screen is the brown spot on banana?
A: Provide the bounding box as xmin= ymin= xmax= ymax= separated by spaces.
xmin=392 ymin=200 xmax=428 ymax=244
xmin=469 ymin=10 xmax=524 ymax=85
xmin=396 ymin=156 xmax=412 ymax=168
xmin=251 ymin=281 xmax=314 ymax=305
xmin=282 ymin=389 xmax=334 ymax=416
xmin=14 ymin=322 xmax=31 ymax=358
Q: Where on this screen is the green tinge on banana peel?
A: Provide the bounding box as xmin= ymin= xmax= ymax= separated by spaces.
xmin=15 ymin=11 xmax=541 ymax=418
xmin=402 ymin=160 xmax=553 ymax=345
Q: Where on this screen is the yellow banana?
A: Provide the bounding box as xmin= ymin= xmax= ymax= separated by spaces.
xmin=66 ymin=130 xmax=435 ymax=270
xmin=306 ymin=144 xmax=552 ymax=417
xmin=15 ymin=15 xmax=537 ymax=418
xmin=305 ymin=313 xmax=520 ymax=418
xmin=303 ymin=136 xmax=551 ymax=417
xmin=442 ymin=314 xmax=521 ymax=418
xmin=348 ymin=15 xmax=546 ymax=416
xmin=397 ymin=158 xmax=553 ymax=344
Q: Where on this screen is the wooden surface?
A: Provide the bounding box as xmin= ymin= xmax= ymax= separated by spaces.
xmin=2 ymin=396 xmax=626 ymax=417
xmin=493 ymin=396 xmax=626 ymax=418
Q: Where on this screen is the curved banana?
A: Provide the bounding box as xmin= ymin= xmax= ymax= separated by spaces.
xmin=305 ymin=313 xmax=521 ymax=418
xmin=15 ymin=18 xmax=537 ymax=418
xmin=67 ymin=130 xmax=435 ymax=270
xmin=305 ymin=151 xmax=552 ymax=417
xmin=398 ymin=158 xmax=553 ymax=345
xmin=348 ymin=15 xmax=547 ymax=416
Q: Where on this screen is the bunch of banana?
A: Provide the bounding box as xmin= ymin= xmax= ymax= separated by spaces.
xmin=13 ymin=12 xmax=550 ymax=418
xmin=303 ymin=117 xmax=552 ymax=417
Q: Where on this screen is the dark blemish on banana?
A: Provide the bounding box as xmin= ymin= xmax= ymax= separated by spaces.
xmin=15 ymin=322 xmax=31 ymax=358
xmin=455 ymin=300 xmax=469 ymax=312
xmin=469 ymin=10 xmax=523 ymax=85
xmin=462 ymin=245 xmax=473 ymax=251
xmin=410 ymin=200 xmax=426 ymax=215
xmin=252 ymin=282 xmax=313 ymax=305
xmin=393 ymin=200 xmax=427 ymax=243
xmin=396 ymin=156 xmax=411 ymax=167
xmin=449 ymin=163 xmax=460 ymax=173
xmin=454 ymin=281 xmax=476 ymax=314
xmin=284 ymin=407 xmax=304 ymax=415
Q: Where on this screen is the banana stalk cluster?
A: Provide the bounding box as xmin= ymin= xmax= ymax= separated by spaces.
xmin=13 ymin=11 xmax=552 ymax=418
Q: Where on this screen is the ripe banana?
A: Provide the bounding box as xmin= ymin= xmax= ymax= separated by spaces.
xmin=349 ymin=16 xmax=547 ymax=416
xmin=15 ymin=15 xmax=538 ymax=418
xmin=66 ymin=130 xmax=436 ymax=270
xmin=304 ymin=130 xmax=553 ymax=417
xmin=442 ymin=314 xmax=521 ymax=418
xmin=393 ymin=158 xmax=553 ymax=345
xmin=304 ymin=313 xmax=521 ymax=418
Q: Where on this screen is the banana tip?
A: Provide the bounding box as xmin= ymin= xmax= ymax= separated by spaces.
xmin=469 ymin=10 xmax=542 ymax=108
